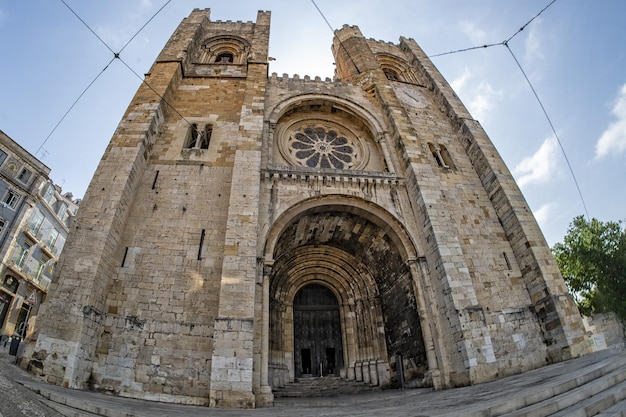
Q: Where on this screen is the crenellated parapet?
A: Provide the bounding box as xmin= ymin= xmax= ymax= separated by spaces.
xmin=269 ymin=72 xmax=346 ymax=86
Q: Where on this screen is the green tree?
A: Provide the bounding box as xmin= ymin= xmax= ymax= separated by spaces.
xmin=552 ymin=215 xmax=626 ymax=320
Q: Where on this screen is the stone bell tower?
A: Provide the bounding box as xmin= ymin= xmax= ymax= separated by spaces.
xmin=327 ymin=24 xmax=590 ymax=385
xmin=29 ymin=8 xmax=272 ymax=408
xmin=25 ymin=8 xmax=589 ymax=409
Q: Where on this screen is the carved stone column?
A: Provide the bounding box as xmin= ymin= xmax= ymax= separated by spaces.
xmin=408 ymin=257 xmax=443 ymax=389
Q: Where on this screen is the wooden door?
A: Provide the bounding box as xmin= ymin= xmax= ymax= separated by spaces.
xmin=293 ymin=284 xmax=343 ymax=377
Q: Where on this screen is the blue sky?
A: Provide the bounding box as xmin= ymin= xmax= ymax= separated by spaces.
xmin=0 ymin=1 xmax=624 ymax=246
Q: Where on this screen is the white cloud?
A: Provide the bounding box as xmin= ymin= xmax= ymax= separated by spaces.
xmin=595 ymin=82 xmax=626 ymax=159
xmin=533 ymin=202 xmax=555 ymax=229
xmin=141 ymin=0 xmax=153 ymax=8
xmin=450 ymin=69 xmax=501 ymax=122
xmin=458 ymin=20 xmax=487 ymax=44
xmin=468 ymin=81 xmax=501 ymax=122
xmin=523 ymin=19 xmax=545 ymax=65
xmin=95 ymin=25 xmax=135 ymax=50
xmin=451 ymin=67 xmax=471 ymax=92
xmin=513 ymin=136 xmax=559 ymax=188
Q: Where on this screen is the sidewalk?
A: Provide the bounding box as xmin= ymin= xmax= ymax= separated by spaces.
xmin=1 ymin=344 xmax=624 ymax=417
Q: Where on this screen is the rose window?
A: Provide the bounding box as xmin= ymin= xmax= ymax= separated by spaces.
xmin=289 ymin=127 xmax=356 ymax=169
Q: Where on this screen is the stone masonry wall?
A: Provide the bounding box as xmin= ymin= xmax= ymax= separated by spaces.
xmin=27 ymin=9 xmax=593 ymax=408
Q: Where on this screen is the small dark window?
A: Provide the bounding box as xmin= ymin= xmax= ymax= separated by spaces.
xmin=198 ymin=125 xmax=211 ymax=149
xmin=428 ymin=143 xmax=454 ymax=169
xmin=215 ymin=52 xmax=234 ymax=63
xmin=184 ymin=124 xmax=212 ymax=150
xmin=185 ymin=123 xmax=199 ymax=148
xmin=17 ymin=168 xmax=31 ymax=183
xmin=503 ymin=252 xmax=512 ymax=270
xmin=439 ymin=145 xmax=455 ymax=169
xmin=384 ymin=70 xmax=399 ymax=81
xmin=2 ymin=190 xmax=20 ymax=209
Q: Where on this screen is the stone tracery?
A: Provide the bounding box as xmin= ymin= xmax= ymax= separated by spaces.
xmin=289 ymin=126 xmax=356 ymax=169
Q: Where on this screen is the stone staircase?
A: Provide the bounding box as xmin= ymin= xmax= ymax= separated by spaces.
xmin=435 ymin=350 xmax=626 ymax=417
xmin=272 ymin=375 xmax=378 ymax=398
xmin=10 ymin=349 xmax=626 ymax=416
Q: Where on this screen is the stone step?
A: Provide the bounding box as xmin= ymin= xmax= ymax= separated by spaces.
xmin=499 ymin=357 xmax=626 ymax=417
xmin=492 ymin=353 xmax=626 ymax=416
xmin=43 ymin=399 xmax=102 ymax=417
xmin=596 ymin=399 xmax=626 ymax=417
xmin=273 ymin=376 xmax=377 ymax=398
xmin=434 ymin=352 xmax=626 ymax=417
xmin=548 ymin=379 xmax=626 ymax=417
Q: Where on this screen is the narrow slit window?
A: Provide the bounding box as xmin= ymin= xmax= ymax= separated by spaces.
xmin=439 ymin=145 xmax=455 ymax=169
xmin=152 ymin=170 xmax=159 ymax=190
xmin=121 ymin=247 xmax=129 ymax=267
xmin=503 ymin=252 xmax=512 ymax=270
xmin=184 ymin=123 xmax=199 ymax=149
xmin=428 ymin=143 xmax=446 ymax=167
xmin=197 ymin=229 xmax=205 ymax=260
xmin=199 ymin=125 xmax=212 ymax=149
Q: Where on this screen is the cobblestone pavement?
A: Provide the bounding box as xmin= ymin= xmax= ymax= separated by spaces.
xmin=0 ymin=344 xmax=62 ymax=417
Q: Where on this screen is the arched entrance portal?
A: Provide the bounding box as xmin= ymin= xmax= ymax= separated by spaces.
xmin=266 ymin=201 xmax=431 ymax=390
xmin=293 ymin=284 xmax=343 ymax=377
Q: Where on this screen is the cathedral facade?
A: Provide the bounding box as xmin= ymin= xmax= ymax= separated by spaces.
xmin=25 ymin=9 xmax=589 ymax=408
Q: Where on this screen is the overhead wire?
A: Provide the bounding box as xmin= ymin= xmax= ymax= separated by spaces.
xmin=37 ymin=0 xmax=185 ymax=156
xmin=310 ymin=0 xmax=361 ymax=75
xmin=59 ymin=0 xmax=115 ymax=55
xmin=504 ymin=0 xmax=558 ymax=44
xmin=431 ymin=0 xmax=558 ymax=57
xmin=429 ymin=42 xmax=504 ymax=58
xmin=504 ymin=44 xmax=590 ymax=220
xmin=36 ymin=57 xmax=115 ymax=156
xmin=428 ymin=0 xmax=589 ymax=220
xmin=117 ymin=56 xmax=195 ymax=128
xmin=49 ymin=0 xmax=588 ymax=221
xmin=118 ymin=0 xmax=172 ymax=56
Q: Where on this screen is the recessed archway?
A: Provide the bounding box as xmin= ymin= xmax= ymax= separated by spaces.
xmin=265 ymin=199 xmax=430 ymax=389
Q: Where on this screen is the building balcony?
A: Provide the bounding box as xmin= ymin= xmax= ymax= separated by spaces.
xmin=6 ymin=258 xmax=51 ymax=291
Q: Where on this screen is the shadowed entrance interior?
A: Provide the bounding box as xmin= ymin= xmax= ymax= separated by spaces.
xmin=267 ymin=204 xmax=429 ymax=389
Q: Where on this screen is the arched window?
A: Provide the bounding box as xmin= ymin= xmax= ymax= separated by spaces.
xmin=428 ymin=143 xmax=455 ymax=169
xmin=199 ymin=35 xmax=251 ymax=65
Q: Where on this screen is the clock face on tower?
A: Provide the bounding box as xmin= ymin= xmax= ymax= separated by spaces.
xmin=394 ymin=85 xmax=427 ymax=109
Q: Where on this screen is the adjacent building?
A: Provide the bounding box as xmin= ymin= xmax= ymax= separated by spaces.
xmin=25 ymin=9 xmax=589 ymax=409
xmin=0 ymin=129 xmax=78 ymax=342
